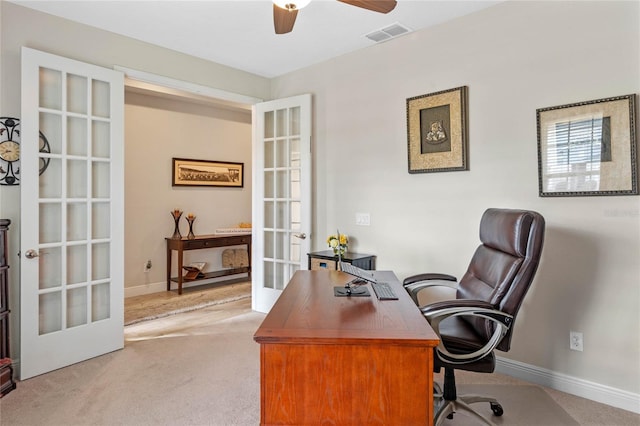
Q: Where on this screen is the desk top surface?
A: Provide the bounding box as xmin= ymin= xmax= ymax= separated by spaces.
xmin=254 ymin=270 xmax=439 ymax=346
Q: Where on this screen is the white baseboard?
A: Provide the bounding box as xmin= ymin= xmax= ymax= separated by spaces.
xmin=124 ymin=274 xmax=250 ymax=298
xmin=496 ymin=357 xmax=640 ymax=414
xmin=125 ymin=281 xmax=166 ymax=298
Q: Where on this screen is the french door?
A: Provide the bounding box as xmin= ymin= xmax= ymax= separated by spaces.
xmin=20 ymin=47 xmax=124 ymax=379
xmin=252 ymin=94 xmax=312 ymax=313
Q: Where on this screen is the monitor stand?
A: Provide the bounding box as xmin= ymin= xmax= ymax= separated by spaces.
xmin=334 ymin=285 xmax=370 ymax=297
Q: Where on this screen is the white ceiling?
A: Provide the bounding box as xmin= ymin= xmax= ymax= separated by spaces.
xmin=11 ymin=0 xmax=501 ymax=78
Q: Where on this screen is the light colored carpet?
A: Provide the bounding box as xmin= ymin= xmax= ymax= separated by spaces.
xmin=124 ymin=280 xmax=251 ymax=326
xmin=1 ymin=298 xmax=262 ymax=426
xmin=2 ymin=297 xmax=638 ymax=426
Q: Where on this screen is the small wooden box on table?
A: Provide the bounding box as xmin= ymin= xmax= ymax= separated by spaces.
xmin=166 ymin=233 xmax=251 ymax=295
xmin=307 ymin=250 xmax=376 ymax=271
xmin=254 ymin=270 xmax=439 ymax=425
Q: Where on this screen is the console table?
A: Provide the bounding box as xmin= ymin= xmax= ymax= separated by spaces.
xmin=254 ymin=270 xmax=439 ymax=425
xmin=166 ymin=233 xmax=251 ymax=295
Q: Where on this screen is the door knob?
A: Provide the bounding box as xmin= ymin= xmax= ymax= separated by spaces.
xmin=293 ymin=233 xmax=307 ymax=240
xmin=25 ymin=249 xmax=39 ymax=259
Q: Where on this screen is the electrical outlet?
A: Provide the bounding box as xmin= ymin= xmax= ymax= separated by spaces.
xmin=569 ymin=331 xmax=583 ymax=351
xmin=143 ymin=260 xmax=152 ymax=273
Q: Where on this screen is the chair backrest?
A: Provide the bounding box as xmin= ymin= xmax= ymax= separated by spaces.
xmin=456 ymin=208 xmax=545 ymax=352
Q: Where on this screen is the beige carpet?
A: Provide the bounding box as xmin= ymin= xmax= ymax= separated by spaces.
xmin=124 ymin=280 xmax=251 ymax=325
xmin=1 ymin=298 xmax=262 ymax=426
xmin=2 ymin=297 xmax=638 ymax=425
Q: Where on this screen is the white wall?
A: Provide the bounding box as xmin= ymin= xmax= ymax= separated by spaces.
xmin=124 ymin=91 xmax=252 ymax=295
xmin=271 ymin=0 xmax=640 ymax=401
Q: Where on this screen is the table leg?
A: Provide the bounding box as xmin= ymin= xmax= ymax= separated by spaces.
xmin=247 ymin=240 xmax=252 ymax=280
xmin=166 ymin=245 xmax=172 ymax=291
xmin=177 ymin=248 xmax=184 ymax=295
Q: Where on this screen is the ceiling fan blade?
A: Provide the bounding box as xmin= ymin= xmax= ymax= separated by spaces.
xmin=274 ymin=4 xmax=299 ymax=34
xmin=337 ymin=0 xmax=397 ymax=14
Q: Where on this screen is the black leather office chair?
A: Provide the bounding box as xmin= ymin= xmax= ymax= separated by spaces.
xmin=403 ymin=208 xmax=545 ymax=425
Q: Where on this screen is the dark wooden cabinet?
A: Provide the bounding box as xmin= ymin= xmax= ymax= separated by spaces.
xmin=0 ymin=219 xmax=16 ymax=397
xmin=307 ymin=250 xmax=376 ymax=271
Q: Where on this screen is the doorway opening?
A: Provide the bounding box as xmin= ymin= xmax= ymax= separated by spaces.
xmin=121 ymin=71 xmax=258 ymax=322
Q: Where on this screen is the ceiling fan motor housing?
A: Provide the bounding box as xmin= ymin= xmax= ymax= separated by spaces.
xmin=273 ymin=0 xmax=311 ymax=11
xmin=273 ymin=0 xmax=397 ymax=34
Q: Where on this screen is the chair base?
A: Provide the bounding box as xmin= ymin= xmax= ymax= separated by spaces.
xmin=434 ymin=384 xmax=502 ymax=426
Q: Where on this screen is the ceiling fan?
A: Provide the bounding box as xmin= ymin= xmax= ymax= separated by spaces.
xmin=273 ymin=0 xmax=397 ymax=34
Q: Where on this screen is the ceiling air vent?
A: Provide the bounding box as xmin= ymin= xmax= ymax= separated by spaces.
xmin=365 ymin=22 xmax=411 ymax=43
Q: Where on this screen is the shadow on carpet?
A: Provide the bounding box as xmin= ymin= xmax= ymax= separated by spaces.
xmin=440 ymin=384 xmax=579 ymax=425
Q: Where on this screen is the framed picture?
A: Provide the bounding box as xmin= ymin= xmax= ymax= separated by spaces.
xmin=536 ymin=94 xmax=637 ymax=197
xmin=172 ymin=158 xmax=244 ymax=188
xmin=406 ymin=86 xmax=468 ymax=173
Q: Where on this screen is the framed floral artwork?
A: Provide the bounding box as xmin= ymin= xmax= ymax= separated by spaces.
xmin=406 ymin=86 xmax=468 ymax=173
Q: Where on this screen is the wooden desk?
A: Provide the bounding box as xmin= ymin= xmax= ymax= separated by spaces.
xmin=165 ymin=233 xmax=251 ymax=295
xmin=254 ymin=270 xmax=439 ymax=425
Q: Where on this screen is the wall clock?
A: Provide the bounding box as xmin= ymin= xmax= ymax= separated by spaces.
xmin=0 ymin=117 xmax=51 ymax=186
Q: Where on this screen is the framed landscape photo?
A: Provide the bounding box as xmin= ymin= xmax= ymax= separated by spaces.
xmin=536 ymin=94 xmax=637 ymax=197
xmin=172 ymin=158 xmax=244 ymax=188
xmin=407 ymin=86 xmax=468 ymax=173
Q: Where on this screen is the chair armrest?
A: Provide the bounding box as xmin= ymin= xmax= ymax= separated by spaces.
xmin=421 ymin=300 xmax=513 ymax=365
xmin=403 ymin=273 xmax=458 ymax=305
xmin=403 ymin=273 xmax=457 ymax=286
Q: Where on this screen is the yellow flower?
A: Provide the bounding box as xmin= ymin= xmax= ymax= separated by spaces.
xmin=327 ymin=234 xmax=348 ymax=252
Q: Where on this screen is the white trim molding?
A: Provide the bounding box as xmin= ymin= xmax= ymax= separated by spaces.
xmin=497 ymin=357 xmax=640 ymax=414
xmin=114 ymin=65 xmax=263 ymax=110
xmin=124 ymin=280 xmax=167 ymax=298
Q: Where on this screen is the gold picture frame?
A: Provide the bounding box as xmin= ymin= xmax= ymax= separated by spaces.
xmin=406 ymin=86 xmax=468 ymax=173
xmin=172 ymin=158 xmax=244 ymax=188
xmin=536 ymin=94 xmax=637 ymax=197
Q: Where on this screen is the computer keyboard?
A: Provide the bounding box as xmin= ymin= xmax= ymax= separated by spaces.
xmin=339 ymin=262 xmax=398 ymax=300
xmin=339 ymin=261 xmax=377 ymax=284
xmin=371 ymin=282 xmax=399 ymax=300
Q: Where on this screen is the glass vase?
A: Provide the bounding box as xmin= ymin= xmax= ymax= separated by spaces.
xmin=333 ymin=247 xmax=346 ymax=257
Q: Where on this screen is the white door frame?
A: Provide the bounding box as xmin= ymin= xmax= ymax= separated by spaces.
xmin=113 ymin=66 xmax=263 ymax=110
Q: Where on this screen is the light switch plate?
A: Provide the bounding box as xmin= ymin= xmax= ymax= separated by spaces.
xmin=355 ymin=213 xmax=370 ymax=226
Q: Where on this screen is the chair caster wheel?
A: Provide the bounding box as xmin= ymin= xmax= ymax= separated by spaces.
xmin=490 ymin=402 xmax=504 ymax=416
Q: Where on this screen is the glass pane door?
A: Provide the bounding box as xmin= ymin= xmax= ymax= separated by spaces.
xmin=253 ymin=94 xmax=311 ymax=313
xmin=20 ymin=47 xmax=124 ymax=380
